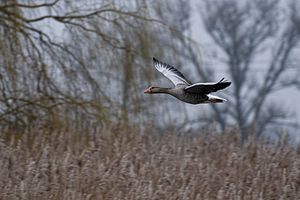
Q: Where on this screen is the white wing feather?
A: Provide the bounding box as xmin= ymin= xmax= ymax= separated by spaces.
xmin=153 ymin=58 xmax=190 ymax=86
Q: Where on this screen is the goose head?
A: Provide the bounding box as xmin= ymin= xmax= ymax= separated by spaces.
xmin=144 ymin=86 xmax=168 ymax=94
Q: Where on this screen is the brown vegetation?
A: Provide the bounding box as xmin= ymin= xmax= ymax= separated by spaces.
xmin=0 ymin=126 xmax=299 ymax=199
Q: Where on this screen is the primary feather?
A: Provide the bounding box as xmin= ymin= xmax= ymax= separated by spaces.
xmin=153 ymin=57 xmax=191 ymax=86
xmin=184 ymin=78 xmax=231 ymax=94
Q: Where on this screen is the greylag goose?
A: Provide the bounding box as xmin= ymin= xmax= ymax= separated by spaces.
xmin=144 ymin=58 xmax=231 ymax=104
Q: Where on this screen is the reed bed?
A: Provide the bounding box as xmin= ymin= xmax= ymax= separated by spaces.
xmin=0 ymin=125 xmax=299 ymax=200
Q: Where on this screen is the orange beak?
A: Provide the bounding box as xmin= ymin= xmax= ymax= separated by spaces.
xmin=144 ymin=87 xmax=151 ymax=93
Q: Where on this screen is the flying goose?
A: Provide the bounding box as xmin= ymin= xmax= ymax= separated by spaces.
xmin=144 ymin=58 xmax=231 ymax=104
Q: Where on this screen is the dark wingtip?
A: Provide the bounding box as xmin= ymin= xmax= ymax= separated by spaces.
xmin=219 ymin=77 xmax=231 ymax=87
xmin=153 ymin=57 xmax=158 ymax=62
xmin=224 ymin=81 xmax=231 ymax=88
xmin=217 ymin=81 xmax=231 ymax=91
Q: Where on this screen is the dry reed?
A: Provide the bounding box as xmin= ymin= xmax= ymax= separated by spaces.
xmin=0 ymin=125 xmax=299 ymax=200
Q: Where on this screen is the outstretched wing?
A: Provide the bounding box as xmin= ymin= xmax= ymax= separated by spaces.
xmin=153 ymin=57 xmax=191 ymax=86
xmin=184 ymin=78 xmax=231 ymax=94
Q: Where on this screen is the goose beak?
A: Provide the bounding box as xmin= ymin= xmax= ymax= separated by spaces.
xmin=144 ymin=87 xmax=151 ymax=93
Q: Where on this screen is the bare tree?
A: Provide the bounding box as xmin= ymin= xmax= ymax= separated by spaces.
xmin=194 ymin=0 xmax=300 ymax=141
xmin=0 ymin=0 xmax=194 ymax=131
xmin=0 ymin=0 xmax=166 ymax=130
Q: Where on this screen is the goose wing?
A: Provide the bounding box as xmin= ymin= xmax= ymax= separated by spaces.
xmin=184 ymin=78 xmax=231 ymax=94
xmin=153 ymin=57 xmax=191 ymax=86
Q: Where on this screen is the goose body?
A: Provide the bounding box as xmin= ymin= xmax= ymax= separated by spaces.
xmin=144 ymin=58 xmax=231 ymax=104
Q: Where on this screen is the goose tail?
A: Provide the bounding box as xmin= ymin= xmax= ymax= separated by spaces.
xmin=207 ymin=94 xmax=227 ymax=103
